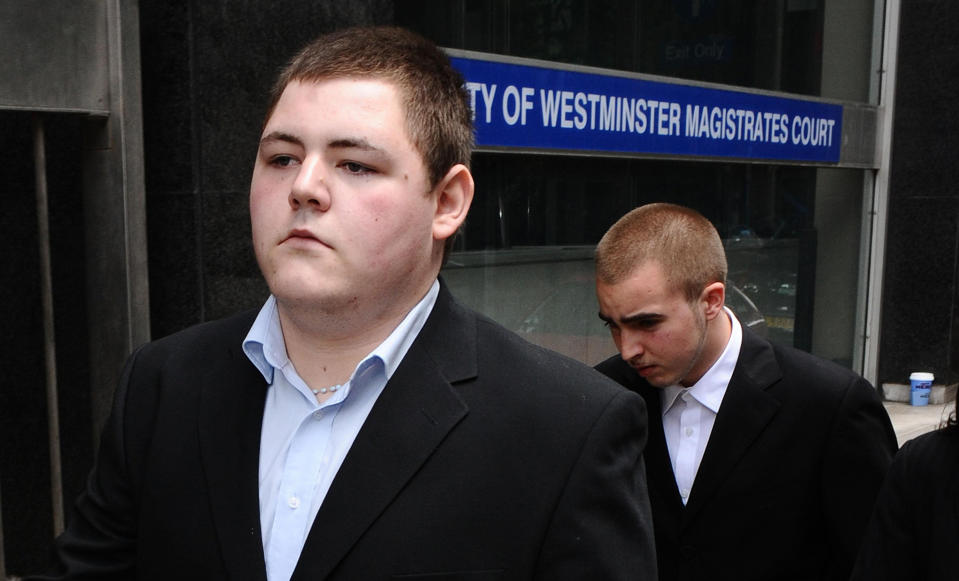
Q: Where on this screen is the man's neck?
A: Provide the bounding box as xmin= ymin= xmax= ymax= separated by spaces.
xmin=276 ymin=280 xmax=435 ymax=389
xmin=681 ymin=308 xmax=734 ymax=388
xmin=702 ymin=308 xmax=734 ymax=373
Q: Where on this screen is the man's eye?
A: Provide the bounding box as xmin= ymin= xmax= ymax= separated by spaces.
xmin=270 ymin=155 xmax=297 ymax=167
xmin=634 ymin=319 xmax=660 ymax=331
xmin=341 ymin=161 xmax=373 ymax=174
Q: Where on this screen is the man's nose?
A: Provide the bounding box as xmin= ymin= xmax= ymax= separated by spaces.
xmin=289 ymin=158 xmax=331 ymax=212
xmin=618 ymin=329 xmax=645 ymax=361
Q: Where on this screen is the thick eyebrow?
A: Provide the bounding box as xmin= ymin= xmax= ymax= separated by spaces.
xmin=259 ymin=131 xmax=303 ymax=148
xmin=622 ymin=312 xmax=665 ymax=325
xmin=328 ymin=137 xmax=381 ymax=152
xmin=259 ymin=132 xmax=387 ymax=157
xmin=598 ymin=311 xmax=665 ymax=326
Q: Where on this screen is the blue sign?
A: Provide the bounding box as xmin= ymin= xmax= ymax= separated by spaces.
xmin=451 ymin=55 xmax=842 ymax=163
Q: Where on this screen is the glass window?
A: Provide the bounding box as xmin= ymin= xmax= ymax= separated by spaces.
xmin=442 ymin=154 xmax=865 ymax=368
xmin=395 ymin=0 xmax=878 ymax=101
xmin=396 ymin=0 xmax=876 ymax=369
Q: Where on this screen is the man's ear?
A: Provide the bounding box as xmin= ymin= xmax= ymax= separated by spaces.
xmin=701 ymin=281 xmax=726 ymax=321
xmin=432 ymin=163 xmax=474 ymax=242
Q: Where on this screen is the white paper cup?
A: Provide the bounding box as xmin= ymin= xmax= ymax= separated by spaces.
xmin=909 ymin=372 xmax=934 ymax=406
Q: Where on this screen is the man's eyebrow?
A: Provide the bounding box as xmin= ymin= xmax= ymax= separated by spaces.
xmin=328 ymin=137 xmax=383 ymax=153
xmin=259 ymin=133 xmax=388 ymax=156
xmin=601 ymin=312 xmax=664 ymax=326
xmin=259 ymin=131 xmax=303 ymax=147
xmin=621 ymin=312 xmax=664 ymax=325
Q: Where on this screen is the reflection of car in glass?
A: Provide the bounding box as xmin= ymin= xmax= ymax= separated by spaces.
xmin=726 ymin=281 xmax=768 ymax=336
xmin=726 ymin=240 xmax=798 ymax=345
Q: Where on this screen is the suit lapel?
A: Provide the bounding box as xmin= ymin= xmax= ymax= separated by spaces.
xmin=197 ymin=321 xmax=270 ymax=581
xmin=682 ymin=329 xmax=782 ymax=522
xmin=291 ymin=284 xmax=475 ymax=580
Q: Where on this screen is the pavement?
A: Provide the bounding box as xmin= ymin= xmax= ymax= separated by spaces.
xmin=885 ymin=400 xmax=955 ymax=446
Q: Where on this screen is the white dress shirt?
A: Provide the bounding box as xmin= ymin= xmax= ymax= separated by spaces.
xmin=661 ymin=307 xmax=742 ymax=505
xmin=242 ymin=281 xmax=439 ymax=581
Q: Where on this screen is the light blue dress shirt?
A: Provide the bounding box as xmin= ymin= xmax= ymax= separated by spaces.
xmin=242 ymin=281 xmax=439 ymax=581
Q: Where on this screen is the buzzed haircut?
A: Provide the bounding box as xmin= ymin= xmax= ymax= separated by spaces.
xmin=595 ymin=203 xmax=727 ymax=303
xmin=263 ymin=26 xmax=474 ymax=190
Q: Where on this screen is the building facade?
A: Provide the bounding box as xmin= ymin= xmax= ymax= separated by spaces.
xmin=1 ymin=0 xmax=957 ymax=575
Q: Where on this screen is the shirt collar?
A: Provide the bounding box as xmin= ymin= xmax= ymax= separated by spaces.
xmin=368 ymin=279 xmax=439 ymax=380
xmin=661 ymin=306 xmax=743 ymax=415
xmin=242 ymin=280 xmax=440 ymax=385
xmin=243 ymin=295 xmax=284 ymax=384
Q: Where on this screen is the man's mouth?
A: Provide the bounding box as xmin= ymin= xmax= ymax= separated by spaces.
xmin=630 ymin=361 xmax=656 ymax=376
xmin=282 ymin=228 xmax=330 ymax=248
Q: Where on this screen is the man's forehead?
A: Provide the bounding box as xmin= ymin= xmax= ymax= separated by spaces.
xmin=266 ymin=77 xmax=403 ymax=120
xmin=602 ymin=260 xmax=671 ymax=291
xmin=598 ymin=263 xmax=683 ymax=306
xmin=283 ymin=75 xmax=402 ymax=99
xmin=263 ymin=81 xmax=408 ymax=142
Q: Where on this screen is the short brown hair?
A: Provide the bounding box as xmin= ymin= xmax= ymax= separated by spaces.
xmin=263 ymin=26 xmax=474 ymax=189
xmin=595 ymin=203 xmax=727 ymax=302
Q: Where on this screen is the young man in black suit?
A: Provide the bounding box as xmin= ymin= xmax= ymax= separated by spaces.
xmin=28 ymin=27 xmax=656 ymax=581
xmin=594 ymin=202 xmax=897 ymax=581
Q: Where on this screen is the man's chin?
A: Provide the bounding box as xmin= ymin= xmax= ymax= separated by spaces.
xmin=646 ymin=378 xmax=674 ymax=389
xmin=636 ymin=368 xmax=674 ymax=389
xmin=270 ymin=281 xmax=353 ymax=312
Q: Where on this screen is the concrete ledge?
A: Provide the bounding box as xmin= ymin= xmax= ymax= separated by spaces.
xmin=882 ymin=382 xmax=958 ymax=405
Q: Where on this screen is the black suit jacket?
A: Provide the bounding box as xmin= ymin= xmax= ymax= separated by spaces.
xmin=851 ymin=427 xmax=959 ymax=581
xmin=597 ymin=327 xmax=897 ymax=581
xmin=31 ymin=285 xmax=656 ymax=580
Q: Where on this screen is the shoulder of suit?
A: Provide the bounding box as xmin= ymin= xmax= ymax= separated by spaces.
xmin=466 ymin=308 xmax=632 ymax=400
xmin=133 ymin=308 xmax=259 ymax=364
xmin=890 ymin=427 xmax=959 ymax=494
xmin=740 ymin=331 xmax=884 ymax=412
xmin=899 ymin=427 xmax=959 ymax=465
xmin=764 ymin=338 xmax=863 ymax=384
xmin=594 ymin=353 xmax=642 ymax=389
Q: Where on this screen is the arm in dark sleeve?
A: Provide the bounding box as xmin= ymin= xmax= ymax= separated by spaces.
xmin=534 ymin=389 xmax=657 ymax=581
xmin=820 ymin=375 xmax=898 ymax=580
xmin=24 ymin=348 xmax=147 ymax=581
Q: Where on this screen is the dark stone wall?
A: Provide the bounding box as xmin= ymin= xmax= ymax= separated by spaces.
xmin=0 ymin=112 xmax=95 ymax=575
xmin=139 ymin=0 xmax=394 ymax=339
xmin=879 ymin=1 xmax=959 ymax=387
